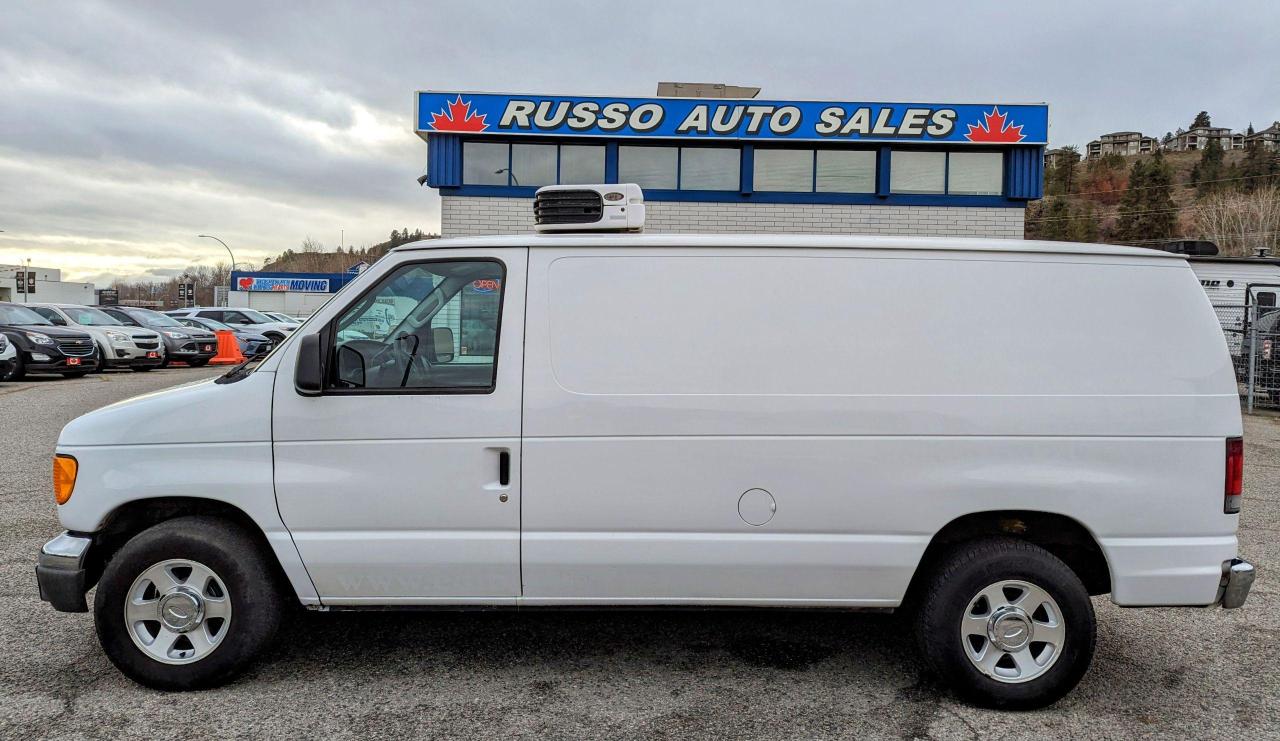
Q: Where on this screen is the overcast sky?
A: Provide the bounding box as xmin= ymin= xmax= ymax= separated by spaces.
xmin=2 ymin=0 xmax=1278 ymax=284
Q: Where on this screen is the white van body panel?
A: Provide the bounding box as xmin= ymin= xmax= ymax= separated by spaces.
xmin=516 ymin=245 xmax=1241 ymax=607
xmin=55 ymin=373 xmax=319 ymax=604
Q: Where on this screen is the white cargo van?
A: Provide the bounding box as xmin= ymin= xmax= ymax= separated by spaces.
xmin=37 ymin=186 xmax=1253 ymax=709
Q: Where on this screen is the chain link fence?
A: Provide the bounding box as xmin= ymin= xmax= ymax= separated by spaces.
xmin=1213 ymin=303 xmax=1280 ymax=411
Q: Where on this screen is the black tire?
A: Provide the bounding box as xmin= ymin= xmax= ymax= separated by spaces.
xmin=62 ymin=371 xmax=89 ymax=378
xmin=265 ymin=332 xmax=284 ymax=343
xmin=94 ymin=516 xmax=285 ymax=690
xmin=914 ymin=537 xmax=1096 ymax=710
xmin=9 ymin=353 xmax=25 ymax=381
xmin=159 ymin=356 xmax=170 ymax=369
xmin=187 ymin=358 xmax=210 ymax=367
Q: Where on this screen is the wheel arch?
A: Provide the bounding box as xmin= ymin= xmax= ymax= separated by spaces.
xmin=905 ymin=510 xmax=1112 ymax=602
xmin=88 ymin=496 xmax=301 ymax=602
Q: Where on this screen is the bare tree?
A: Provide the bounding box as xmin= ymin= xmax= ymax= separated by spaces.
xmin=1194 ymin=186 xmax=1280 ymax=256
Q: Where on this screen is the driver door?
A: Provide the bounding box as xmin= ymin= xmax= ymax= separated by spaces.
xmin=272 ymin=248 xmax=526 ymax=603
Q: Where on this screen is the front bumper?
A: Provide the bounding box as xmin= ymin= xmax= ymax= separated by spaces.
xmin=165 ymin=337 xmax=218 ymax=361
xmin=35 ymin=532 xmax=93 ymax=613
xmin=24 ymin=350 xmax=100 ymax=373
xmin=103 ymin=342 xmax=165 ymax=368
xmin=1218 ymin=558 xmax=1256 ymax=609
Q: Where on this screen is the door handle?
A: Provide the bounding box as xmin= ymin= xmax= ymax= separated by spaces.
xmin=499 ymin=451 xmax=510 ymax=487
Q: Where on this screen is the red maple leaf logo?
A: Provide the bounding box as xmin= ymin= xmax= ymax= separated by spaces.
xmin=964 ymin=106 xmax=1025 ymax=143
xmin=429 ymin=96 xmax=488 ymax=133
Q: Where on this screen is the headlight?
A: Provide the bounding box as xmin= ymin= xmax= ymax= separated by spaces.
xmin=104 ymin=330 xmax=129 ymax=343
xmin=162 ymin=330 xmax=189 ymax=339
xmin=25 ymin=332 xmax=55 ymax=346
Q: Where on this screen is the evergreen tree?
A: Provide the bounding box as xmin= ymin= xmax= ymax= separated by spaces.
xmin=1191 ymin=140 xmax=1226 ymax=197
xmin=1113 ymin=158 xmax=1148 ymax=242
xmin=1143 ymin=151 xmax=1178 ymax=240
xmin=1240 ymin=140 xmax=1280 ymax=193
xmin=1191 ymin=111 xmax=1212 ymax=129
xmin=1065 ymin=201 xmax=1101 ymax=243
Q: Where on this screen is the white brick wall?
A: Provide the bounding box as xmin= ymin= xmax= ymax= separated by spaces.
xmin=441 ymin=196 xmax=1025 ymax=239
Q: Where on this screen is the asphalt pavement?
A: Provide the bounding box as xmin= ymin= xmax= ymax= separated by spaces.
xmin=0 ymin=369 xmax=1276 ymax=739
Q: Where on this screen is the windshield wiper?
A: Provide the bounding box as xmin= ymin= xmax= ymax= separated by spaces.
xmin=215 ymin=357 xmax=257 ymax=384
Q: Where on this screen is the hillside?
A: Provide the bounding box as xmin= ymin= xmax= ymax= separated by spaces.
xmin=260 ymin=229 xmax=438 ymax=273
xmin=1027 ymin=146 xmax=1280 ymax=255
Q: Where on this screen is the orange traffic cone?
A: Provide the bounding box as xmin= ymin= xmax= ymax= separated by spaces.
xmin=209 ymin=329 xmax=246 ymax=365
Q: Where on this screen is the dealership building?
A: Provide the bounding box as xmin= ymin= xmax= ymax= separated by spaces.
xmin=415 ymin=87 xmax=1047 ymax=239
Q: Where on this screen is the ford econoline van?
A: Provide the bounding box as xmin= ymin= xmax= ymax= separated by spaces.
xmin=36 ymin=186 xmax=1253 ymax=709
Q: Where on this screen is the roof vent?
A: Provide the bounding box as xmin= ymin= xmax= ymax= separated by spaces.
xmin=534 ymin=184 xmax=645 ymax=232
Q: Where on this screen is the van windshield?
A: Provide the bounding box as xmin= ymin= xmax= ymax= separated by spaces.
xmin=0 ymin=305 xmax=52 ymax=325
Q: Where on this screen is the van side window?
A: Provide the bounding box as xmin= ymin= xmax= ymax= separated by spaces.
xmin=1256 ymin=292 xmax=1276 ymax=309
xmin=328 ymin=259 xmax=504 ymax=393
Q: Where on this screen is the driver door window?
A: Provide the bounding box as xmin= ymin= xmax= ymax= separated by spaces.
xmin=329 ymin=260 xmax=504 ymax=392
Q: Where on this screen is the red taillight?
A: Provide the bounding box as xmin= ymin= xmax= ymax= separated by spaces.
xmin=1225 ymin=437 xmax=1243 ymax=514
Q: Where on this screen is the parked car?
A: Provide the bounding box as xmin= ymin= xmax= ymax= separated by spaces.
xmin=0 ymin=332 xmax=15 ymax=380
xmin=259 ymin=311 xmax=301 ymax=326
xmin=26 ymin=303 xmax=164 ymax=372
xmin=95 ymin=306 xmax=217 ymax=367
xmin=35 ymin=201 xmax=1253 ymax=709
xmin=0 ymin=302 xmax=100 ymax=378
xmin=173 ymin=316 xmax=274 ymax=357
xmin=165 ymin=307 xmax=296 ymax=343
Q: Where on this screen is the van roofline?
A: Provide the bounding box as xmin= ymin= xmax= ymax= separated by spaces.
xmin=390 ymin=233 xmax=1184 ymax=260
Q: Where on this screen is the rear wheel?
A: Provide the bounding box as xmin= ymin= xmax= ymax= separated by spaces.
xmin=914 ymin=537 xmax=1095 ymax=710
xmin=94 ymin=516 xmax=285 ymax=690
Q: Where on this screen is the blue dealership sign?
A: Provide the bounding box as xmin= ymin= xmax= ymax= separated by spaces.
xmin=416 ymin=91 xmax=1048 ymax=145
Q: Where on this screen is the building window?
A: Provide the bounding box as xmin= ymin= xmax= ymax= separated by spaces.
xmin=559 ymin=145 xmax=606 ymax=184
xmin=816 ymin=150 xmax=876 ymax=193
xmin=947 ymin=151 xmax=1003 ymax=195
xmin=679 ymin=147 xmax=740 ymax=190
xmin=890 ymin=150 xmax=946 ymax=194
xmin=754 ymin=149 xmax=813 ymax=192
xmin=619 ymin=145 xmax=678 ymax=190
xmin=462 ymin=142 xmax=508 ymax=185
xmin=510 ymin=143 xmax=557 ymax=187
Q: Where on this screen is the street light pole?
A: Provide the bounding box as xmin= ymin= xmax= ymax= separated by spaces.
xmin=197 ymin=234 xmax=237 ymax=271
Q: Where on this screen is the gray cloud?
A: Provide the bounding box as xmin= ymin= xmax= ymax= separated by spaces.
xmin=3 ymin=0 xmax=1278 ymax=283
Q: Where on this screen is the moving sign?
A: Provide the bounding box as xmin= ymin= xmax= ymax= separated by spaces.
xmin=416 ymin=91 xmax=1048 ymax=145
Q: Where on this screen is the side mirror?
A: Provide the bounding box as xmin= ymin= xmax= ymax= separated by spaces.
xmin=294 ymin=334 xmax=323 ymax=396
xmin=430 ymin=326 xmax=455 ymax=363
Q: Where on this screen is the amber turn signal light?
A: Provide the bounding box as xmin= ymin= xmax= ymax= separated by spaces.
xmin=53 ymin=455 xmax=78 ymax=505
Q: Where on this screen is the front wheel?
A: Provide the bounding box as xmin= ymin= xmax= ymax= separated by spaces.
xmin=94 ymin=516 xmax=285 ymax=690
xmin=914 ymin=537 xmax=1096 ymax=710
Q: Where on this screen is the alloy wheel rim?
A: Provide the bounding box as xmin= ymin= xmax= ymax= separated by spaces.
xmin=125 ymin=558 xmax=232 ymax=665
xmin=960 ymin=579 xmax=1065 ymax=683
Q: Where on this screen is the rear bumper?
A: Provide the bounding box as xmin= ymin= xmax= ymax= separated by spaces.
xmin=1218 ymin=558 xmax=1255 ymax=609
xmin=35 ymin=532 xmax=93 ymax=613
